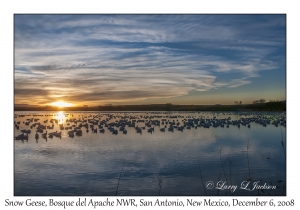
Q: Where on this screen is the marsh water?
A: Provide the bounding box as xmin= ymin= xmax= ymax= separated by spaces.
xmin=14 ymin=111 xmax=286 ymax=196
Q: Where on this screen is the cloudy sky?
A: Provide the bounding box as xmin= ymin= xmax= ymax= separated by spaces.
xmin=14 ymin=14 xmax=286 ymax=106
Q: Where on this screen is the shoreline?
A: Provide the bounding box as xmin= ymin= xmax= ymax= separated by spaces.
xmin=14 ymin=102 xmax=286 ymax=112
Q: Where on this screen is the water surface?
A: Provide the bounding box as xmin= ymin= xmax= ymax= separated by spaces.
xmin=14 ymin=111 xmax=286 ymax=196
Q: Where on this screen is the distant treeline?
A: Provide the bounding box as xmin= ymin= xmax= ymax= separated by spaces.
xmin=14 ymin=102 xmax=286 ymax=112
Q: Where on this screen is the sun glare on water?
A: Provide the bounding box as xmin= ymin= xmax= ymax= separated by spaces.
xmin=55 ymin=111 xmax=65 ymax=124
xmin=51 ymin=101 xmax=73 ymax=107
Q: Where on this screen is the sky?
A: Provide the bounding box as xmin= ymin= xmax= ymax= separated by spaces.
xmin=14 ymin=14 xmax=286 ymax=106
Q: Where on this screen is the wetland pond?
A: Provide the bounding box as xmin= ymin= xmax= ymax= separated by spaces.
xmin=14 ymin=111 xmax=286 ymax=196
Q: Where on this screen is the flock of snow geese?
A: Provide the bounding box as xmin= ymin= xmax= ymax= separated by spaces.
xmin=14 ymin=112 xmax=286 ymax=141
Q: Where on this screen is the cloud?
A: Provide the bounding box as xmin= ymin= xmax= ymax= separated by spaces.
xmin=228 ymin=79 xmax=252 ymax=88
xmin=15 ymin=70 xmax=219 ymax=105
xmin=14 ymin=15 xmax=286 ymax=105
xmin=15 ymin=88 xmax=50 ymax=96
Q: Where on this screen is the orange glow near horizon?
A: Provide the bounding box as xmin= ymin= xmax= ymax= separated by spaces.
xmin=51 ymin=101 xmax=74 ymax=107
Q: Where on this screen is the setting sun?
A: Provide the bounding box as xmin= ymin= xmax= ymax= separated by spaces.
xmin=51 ymin=101 xmax=74 ymax=107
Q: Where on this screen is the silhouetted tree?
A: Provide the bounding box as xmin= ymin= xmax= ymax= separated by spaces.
xmin=253 ymin=99 xmax=266 ymax=104
xmin=259 ymin=99 xmax=266 ymax=103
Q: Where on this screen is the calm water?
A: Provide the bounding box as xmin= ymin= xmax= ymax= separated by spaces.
xmin=14 ymin=111 xmax=286 ymax=196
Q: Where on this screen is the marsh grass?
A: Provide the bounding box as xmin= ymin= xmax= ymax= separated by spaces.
xmin=219 ymin=147 xmax=229 ymax=195
xmin=246 ymin=141 xmax=251 ymax=181
xmin=229 ymin=158 xmax=233 ymax=195
xmin=197 ymin=160 xmax=207 ymax=195
xmin=279 ymin=125 xmax=286 ymax=160
xmin=157 ymin=174 xmax=163 ymax=196
xmin=115 ymin=163 xmax=124 ymax=196
xmin=276 ymin=172 xmax=285 ymax=195
xmin=217 ymin=169 xmax=221 ymax=196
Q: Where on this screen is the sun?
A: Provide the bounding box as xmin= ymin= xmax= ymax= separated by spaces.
xmin=51 ymin=101 xmax=73 ymax=107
